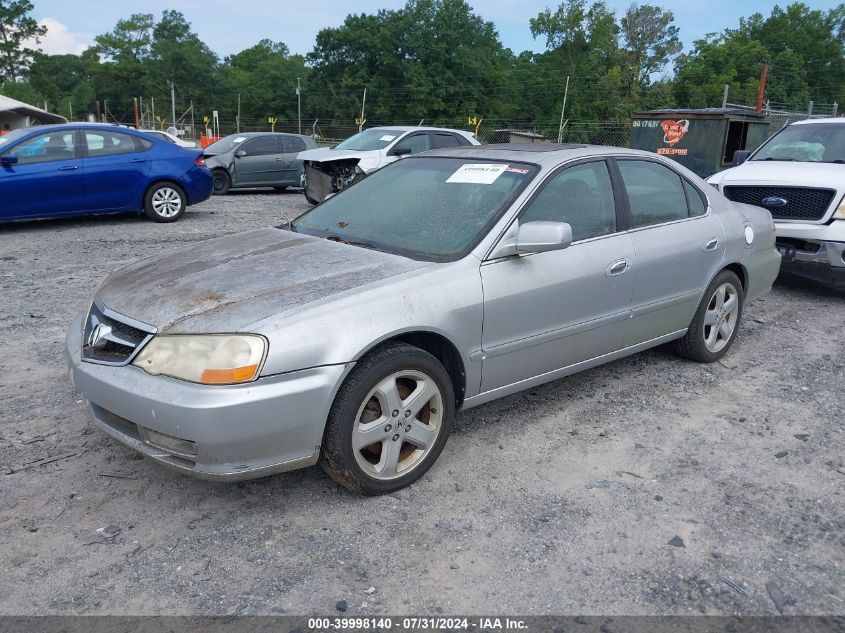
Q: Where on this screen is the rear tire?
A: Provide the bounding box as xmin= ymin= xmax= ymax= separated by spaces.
xmin=319 ymin=343 xmax=455 ymax=494
xmin=212 ymin=170 xmax=231 ymax=195
xmin=675 ymin=269 xmax=744 ymax=363
xmin=144 ymin=182 xmax=186 ymax=223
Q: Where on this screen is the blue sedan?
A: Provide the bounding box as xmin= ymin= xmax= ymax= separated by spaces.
xmin=0 ymin=124 xmax=213 ymax=223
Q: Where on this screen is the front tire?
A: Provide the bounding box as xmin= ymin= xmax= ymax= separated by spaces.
xmin=675 ymin=269 xmax=744 ymax=363
xmin=144 ymin=182 xmax=186 ymax=222
xmin=212 ymin=170 xmax=231 ymax=195
xmin=320 ymin=343 xmax=455 ymax=494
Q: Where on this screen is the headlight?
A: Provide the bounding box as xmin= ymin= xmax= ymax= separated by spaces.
xmin=133 ymin=334 xmax=267 ymax=385
xmin=834 ymin=194 xmax=845 ymax=219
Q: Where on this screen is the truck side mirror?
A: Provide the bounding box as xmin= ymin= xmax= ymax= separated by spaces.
xmin=731 ymin=150 xmax=751 ymax=166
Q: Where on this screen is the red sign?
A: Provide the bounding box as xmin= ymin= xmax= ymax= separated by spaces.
xmin=659 ymin=119 xmax=690 ymax=147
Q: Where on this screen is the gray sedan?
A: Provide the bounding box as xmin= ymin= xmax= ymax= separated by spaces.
xmin=66 ymin=144 xmax=781 ymax=494
xmin=203 ymin=132 xmax=317 ymax=194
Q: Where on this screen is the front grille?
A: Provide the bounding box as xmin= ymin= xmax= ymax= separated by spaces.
xmin=723 ymin=186 xmax=836 ymax=221
xmin=82 ymin=301 xmax=156 ymax=365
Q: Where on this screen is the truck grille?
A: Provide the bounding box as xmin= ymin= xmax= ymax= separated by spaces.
xmin=82 ymin=302 xmax=156 ymax=366
xmin=722 ymin=186 xmax=836 ymax=221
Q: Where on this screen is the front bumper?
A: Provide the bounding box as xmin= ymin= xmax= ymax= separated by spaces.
xmin=66 ymin=317 xmax=350 ymax=481
xmin=773 ymin=221 xmax=845 ymax=289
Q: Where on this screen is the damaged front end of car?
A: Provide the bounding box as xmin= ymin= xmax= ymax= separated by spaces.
xmin=303 ymin=160 xmax=367 ymax=204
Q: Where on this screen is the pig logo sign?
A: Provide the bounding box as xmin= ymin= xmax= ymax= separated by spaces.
xmin=657 ymin=119 xmax=689 ymax=155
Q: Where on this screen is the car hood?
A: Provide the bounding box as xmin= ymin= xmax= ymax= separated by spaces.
xmin=711 ymin=160 xmax=845 ymax=186
xmin=297 ymin=147 xmax=380 ymax=163
xmin=95 ymin=228 xmax=430 ymax=334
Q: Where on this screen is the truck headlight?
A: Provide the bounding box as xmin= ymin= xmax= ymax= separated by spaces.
xmin=834 ymin=194 xmax=845 ymax=219
xmin=133 ymin=334 xmax=267 ymax=385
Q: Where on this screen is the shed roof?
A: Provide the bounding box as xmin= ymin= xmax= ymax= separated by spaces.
xmin=0 ymin=95 xmax=67 ymax=124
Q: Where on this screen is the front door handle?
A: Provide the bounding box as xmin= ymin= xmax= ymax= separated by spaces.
xmin=129 ymin=158 xmax=148 ymax=163
xmin=606 ymin=259 xmax=629 ymax=276
xmin=58 ymin=165 xmax=79 ymax=171
xmin=703 ymin=238 xmax=719 ymax=252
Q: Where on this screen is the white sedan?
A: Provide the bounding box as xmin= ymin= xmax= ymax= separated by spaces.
xmin=140 ymin=129 xmax=198 ymax=149
xmin=298 ymin=126 xmax=480 ymax=203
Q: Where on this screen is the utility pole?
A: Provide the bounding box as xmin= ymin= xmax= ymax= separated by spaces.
xmin=95 ymin=100 xmax=101 ymax=122
xmin=103 ymin=100 xmax=108 ymax=123
xmin=170 ymin=81 xmax=177 ymax=130
xmin=721 ymin=84 xmax=729 ymax=109
xmin=236 ymin=93 xmax=241 ymax=133
xmin=297 ymin=77 xmax=302 ymax=135
xmin=557 ymin=75 xmax=570 ymax=144
xmin=754 ymin=63 xmax=768 ymax=113
xmin=359 ymin=87 xmax=367 ymax=133
xmin=69 ymin=101 xmax=73 ymax=122
xmin=190 ymin=100 xmax=195 ymax=139
xmin=151 ymin=97 xmax=155 ymax=126
xmin=134 ymin=97 xmax=139 ymax=128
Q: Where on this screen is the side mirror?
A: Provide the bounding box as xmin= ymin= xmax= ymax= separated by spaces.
xmin=731 ymin=150 xmax=751 ymax=166
xmin=391 ymin=146 xmax=412 ymax=157
xmin=235 ymin=149 xmax=247 ymax=158
xmin=516 ymin=221 xmax=573 ymax=254
xmin=1 ymin=155 xmax=18 ymax=165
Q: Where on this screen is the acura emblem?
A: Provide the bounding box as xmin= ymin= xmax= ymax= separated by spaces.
xmin=87 ymin=319 xmax=112 ymax=349
xmin=761 ymin=196 xmax=788 ymax=208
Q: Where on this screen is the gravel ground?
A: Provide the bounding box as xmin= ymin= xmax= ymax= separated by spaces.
xmin=0 ymin=190 xmax=843 ymax=617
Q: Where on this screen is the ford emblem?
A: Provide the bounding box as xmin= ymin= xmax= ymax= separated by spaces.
xmin=761 ymin=196 xmax=788 ymax=208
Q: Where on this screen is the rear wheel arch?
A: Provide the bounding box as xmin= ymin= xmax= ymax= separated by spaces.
xmin=723 ymin=262 xmax=748 ymax=292
xmin=141 ymin=178 xmax=186 ymax=209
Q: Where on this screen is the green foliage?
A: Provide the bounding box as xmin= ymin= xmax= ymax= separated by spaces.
xmin=3 ymin=1 xmax=842 ymax=129
xmin=0 ymin=0 xmax=45 ymax=81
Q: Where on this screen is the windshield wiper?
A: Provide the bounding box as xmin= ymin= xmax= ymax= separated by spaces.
xmin=823 ymin=159 xmax=845 ymax=164
xmin=756 ymin=157 xmax=797 ymax=162
xmin=326 ymin=235 xmax=377 ymax=250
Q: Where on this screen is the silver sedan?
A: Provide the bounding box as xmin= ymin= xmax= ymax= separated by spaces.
xmin=66 ymin=144 xmax=781 ymax=493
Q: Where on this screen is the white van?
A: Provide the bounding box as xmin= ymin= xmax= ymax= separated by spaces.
xmin=707 ymin=118 xmax=845 ymax=289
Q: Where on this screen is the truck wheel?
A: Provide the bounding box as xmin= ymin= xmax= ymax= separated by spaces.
xmin=675 ymin=269 xmax=744 ymax=363
xmin=212 ymin=170 xmax=231 ymax=195
xmin=144 ymin=182 xmax=186 ymax=222
xmin=319 ymin=343 xmax=455 ymax=494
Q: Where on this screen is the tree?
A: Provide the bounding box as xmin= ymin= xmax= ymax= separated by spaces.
xmin=620 ymin=3 xmax=682 ymax=87
xmin=0 ymin=0 xmax=46 ymax=81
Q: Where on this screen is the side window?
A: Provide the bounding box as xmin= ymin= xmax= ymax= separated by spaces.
xmin=6 ymin=132 xmax=76 ymax=164
xmin=241 ymin=136 xmax=279 ymax=156
xmin=85 ymin=131 xmax=138 ymax=157
xmin=683 ymin=179 xmax=707 ymax=217
xmin=135 ymin=136 xmax=154 ymax=151
xmin=282 ymin=136 xmax=306 ymax=153
xmin=393 ymin=133 xmax=430 ymax=155
xmin=520 ymin=161 xmax=617 ymax=242
xmin=617 ymin=160 xmax=688 ymax=228
xmin=430 ymin=133 xmax=460 ymax=149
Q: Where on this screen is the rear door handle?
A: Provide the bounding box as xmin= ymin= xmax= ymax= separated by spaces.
xmin=606 ymin=259 xmax=629 ymax=276
xmin=704 ymin=238 xmax=719 ymax=252
xmin=129 ymin=158 xmax=148 ymax=163
xmin=58 ymin=165 xmax=79 ymax=171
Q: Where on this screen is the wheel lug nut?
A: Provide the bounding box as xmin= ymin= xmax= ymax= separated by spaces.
xmin=404 ymin=410 xmax=412 ymax=418
xmin=406 ymin=425 xmax=411 ymax=432
xmin=384 ymin=424 xmax=392 ymax=432
xmin=392 ymin=434 xmax=400 ymax=442
xmin=392 ymin=410 xmax=399 ymax=417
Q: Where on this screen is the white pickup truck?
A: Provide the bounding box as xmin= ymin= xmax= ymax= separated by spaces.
xmin=707 ymin=117 xmax=845 ymax=290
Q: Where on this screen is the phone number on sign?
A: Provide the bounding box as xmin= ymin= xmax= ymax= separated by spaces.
xmin=308 ymin=617 xmax=471 ymax=630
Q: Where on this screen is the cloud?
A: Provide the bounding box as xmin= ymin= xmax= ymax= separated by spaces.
xmin=25 ymin=17 xmax=90 ymax=55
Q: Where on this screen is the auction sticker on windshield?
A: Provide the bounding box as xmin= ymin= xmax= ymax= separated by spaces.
xmin=379 ymin=135 xmax=397 ymax=142
xmin=446 ymin=163 xmax=509 ymax=184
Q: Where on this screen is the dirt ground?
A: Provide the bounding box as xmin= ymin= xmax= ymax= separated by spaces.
xmin=0 ymin=191 xmax=843 ymax=616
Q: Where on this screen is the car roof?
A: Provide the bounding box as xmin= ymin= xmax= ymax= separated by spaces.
xmin=369 ymin=125 xmax=475 ymax=136
xmin=792 ymin=117 xmax=845 ymax=125
xmin=421 ymin=143 xmax=660 ymax=167
xmin=218 ymin=131 xmax=313 ymax=139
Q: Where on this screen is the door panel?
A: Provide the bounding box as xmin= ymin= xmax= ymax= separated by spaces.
xmin=615 ymin=159 xmax=726 ymax=345
xmin=281 ymin=136 xmax=307 ymax=185
xmin=479 ymin=159 xmax=635 ymax=392
xmin=0 ymin=130 xmax=85 ymax=219
xmin=82 ymin=131 xmax=150 ymax=211
xmin=233 ymin=136 xmax=283 ymax=186
xmin=480 ymin=234 xmax=636 ymax=391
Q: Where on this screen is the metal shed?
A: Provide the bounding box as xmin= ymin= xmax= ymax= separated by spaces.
xmin=630 ymin=108 xmax=771 ymax=177
xmin=0 ymin=95 xmax=67 ymax=131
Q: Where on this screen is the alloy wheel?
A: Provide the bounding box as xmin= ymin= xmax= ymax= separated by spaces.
xmin=151 ymin=187 xmax=182 ymax=218
xmin=703 ymin=282 xmax=739 ymax=353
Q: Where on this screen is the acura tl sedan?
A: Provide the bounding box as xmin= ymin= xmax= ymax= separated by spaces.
xmin=66 ymin=144 xmax=780 ymax=494
xmin=0 ymin=124 xmax=212 ymax=223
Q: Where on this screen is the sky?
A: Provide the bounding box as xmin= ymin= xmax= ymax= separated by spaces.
xmin=28 ymin=0 xmax=845 ymax=61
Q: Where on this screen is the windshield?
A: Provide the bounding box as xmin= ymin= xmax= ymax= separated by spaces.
xmin=752 ymin=123 xmax=845 ymax=163
xmin=334 ymin=128 xmax=405 ymax=151
xmin=291 ymin=157 xmax=538 ymax=261
xmin=204 ymin=134 xmax=250 ymax=154
xmin=0 ymin=128 xmax=32 ymax=150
